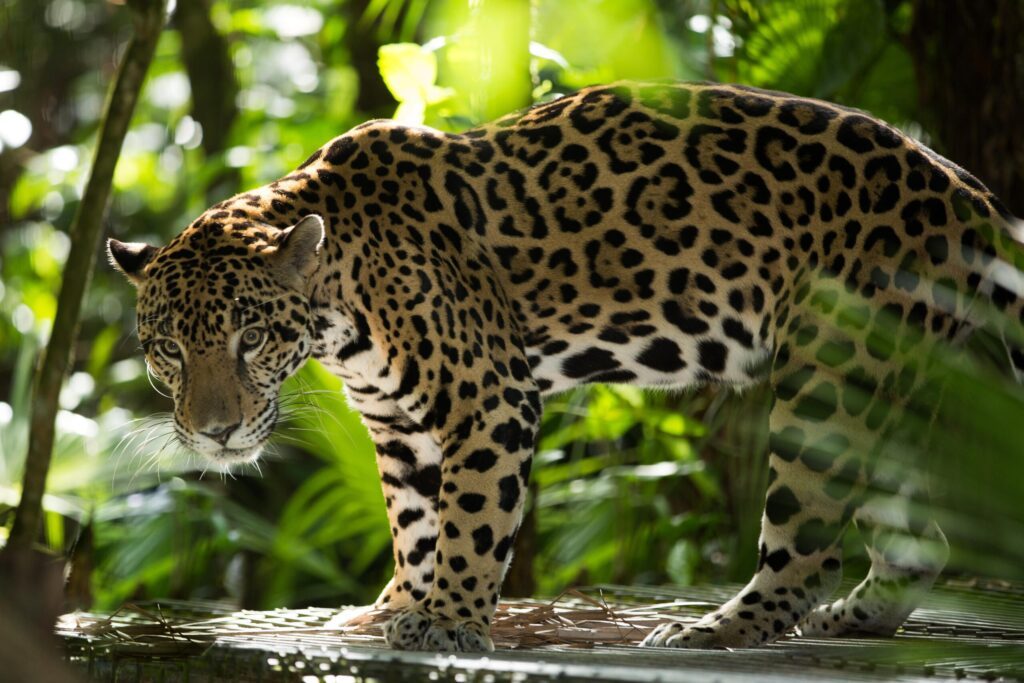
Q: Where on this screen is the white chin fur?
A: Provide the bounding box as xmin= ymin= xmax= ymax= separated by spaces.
xmin=202 ymin=446 xmax=263 ymax=472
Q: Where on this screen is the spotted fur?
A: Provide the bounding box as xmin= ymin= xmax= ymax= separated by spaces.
xmin=110 ymin=82 xmax=1023 ymax=651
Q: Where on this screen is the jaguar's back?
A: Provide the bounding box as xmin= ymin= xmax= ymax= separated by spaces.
xmin=447 ymin=83 xmax=1019 ymax=396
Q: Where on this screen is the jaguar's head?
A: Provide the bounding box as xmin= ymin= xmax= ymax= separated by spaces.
xmin=108 ymin=213 xmax=325 ymax=467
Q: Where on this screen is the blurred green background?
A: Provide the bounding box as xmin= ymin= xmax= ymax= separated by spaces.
xmin=0 ymin=0 xmax=1022 ymax=612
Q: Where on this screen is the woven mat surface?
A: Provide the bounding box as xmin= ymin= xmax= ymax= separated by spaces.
xmin=57 ymin=579 xmax=1024 ymax=683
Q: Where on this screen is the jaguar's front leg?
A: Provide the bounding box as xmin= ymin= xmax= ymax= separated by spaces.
xmin=384 ymin=376 xmax=541 ymax=652
xmin=368 ymin=424 xmax=443 ymax=610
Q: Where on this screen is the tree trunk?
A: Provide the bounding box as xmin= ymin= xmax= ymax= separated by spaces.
xmin=908 ymin=0 xmax=1024 ymax=217
xmin=345 ymin=0 xmax=401 ymax=116
xmin=176 ymin=0 xmax=240 ymax=201
xmin=1 ymin=0 xmax=167 ymax=594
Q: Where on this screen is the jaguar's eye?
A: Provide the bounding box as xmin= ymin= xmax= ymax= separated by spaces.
xmin=158 ymin=339 xmax=181 ymax=359
xmin=240 ymin=327 xmax=265 ymax=351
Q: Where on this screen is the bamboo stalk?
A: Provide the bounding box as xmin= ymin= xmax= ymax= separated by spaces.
xmin=3 ymin=0 xmax=167 ymax=559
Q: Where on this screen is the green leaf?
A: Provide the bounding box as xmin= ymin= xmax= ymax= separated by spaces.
xmin=378 ymin=43 xmax=437 ymax=103
xmin=666 ymin=539 xmax=699 ymax=585
xmin=377 ymin=43 xmax=454 ymax=124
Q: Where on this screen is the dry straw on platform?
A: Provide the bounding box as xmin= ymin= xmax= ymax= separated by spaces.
xmin=336 ymin=589 xmax=706 ymax=648
xmin=59 ymin=590 xmax=712 ymax=652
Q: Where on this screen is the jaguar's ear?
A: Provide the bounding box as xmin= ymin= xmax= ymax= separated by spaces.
xmin=272 ymin=214 xmax=325 ymax=290
xmin=107 ymin=239 xmax=157 ymax=286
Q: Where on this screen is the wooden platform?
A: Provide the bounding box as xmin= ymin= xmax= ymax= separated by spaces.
xmin=57 ymin=580 xmax=1024 ymax=682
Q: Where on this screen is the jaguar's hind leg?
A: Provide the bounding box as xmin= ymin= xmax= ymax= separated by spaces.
xmin=799 ymin=352 xmax=950 ymax=638
xmin=644 ymin=344 xmax=863 ymax=648
xmin=799 ymin=496 xmax=949 ymax=638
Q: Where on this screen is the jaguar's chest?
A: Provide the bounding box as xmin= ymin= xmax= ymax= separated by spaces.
xmin=309 ymin=306 xmax=377 ymax=381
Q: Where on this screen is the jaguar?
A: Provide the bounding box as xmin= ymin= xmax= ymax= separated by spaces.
xmin=109 ymin=81 xmax=1023 ymax=651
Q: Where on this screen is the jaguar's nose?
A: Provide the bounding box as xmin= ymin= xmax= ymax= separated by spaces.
xmin=200 ymin=422 xmax=240 ymax=445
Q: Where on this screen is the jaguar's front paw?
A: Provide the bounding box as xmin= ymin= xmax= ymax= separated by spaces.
xmin=384 ymin=606 xmax=494 ymax=652
xmin=641 ymin=619 xmax=765 ymax=649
